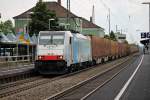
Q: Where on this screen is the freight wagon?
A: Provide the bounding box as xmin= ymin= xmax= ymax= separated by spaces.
xmin=129 ymin=44 xmax=139 ymax=54
xmin=110 ymin=40 xmax=118 ymax=59
xmin=90 ymin=36 xmax=111 ymax=64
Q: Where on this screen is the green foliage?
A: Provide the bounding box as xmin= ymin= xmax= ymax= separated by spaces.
xmin=29 ymin=0 xmax=59 ymax=36
xmin=109 ymin=31 xmax=117 ymax=41
xmin=104 ymin=34 xmax=110 ymax=39
xmin=0 ymin=20 xmax=15 ymax=34
xmin=0 ymin=35 xmax=2 ymax=42
xmin=104 ymin=31 xmax=117 ymax=41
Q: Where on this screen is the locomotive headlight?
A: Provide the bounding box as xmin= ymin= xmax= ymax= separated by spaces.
xmin=38 ymin=56 xmax=42 ymax=59
xmin=59 ymin=56 xmax=63 ymax=59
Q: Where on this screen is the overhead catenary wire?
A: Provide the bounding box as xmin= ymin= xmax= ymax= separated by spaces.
xmin=127 ymin=0 xmax=137 ymax=43
xmin=64 ymin=0 xmax=136 ymax=43
xmin=98 ymin=0 xmax=111 ymax=33
xmin=98 ymin=0 xmax=129 ymax=32
xmin=81 ymin=0 xmax=131 ymax=32
xmin=98 ymin=0 xmax=136 ymax=43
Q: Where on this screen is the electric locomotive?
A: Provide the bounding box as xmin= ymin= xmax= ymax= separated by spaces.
xmin=35 ymin=31 xmax=92 ymax=74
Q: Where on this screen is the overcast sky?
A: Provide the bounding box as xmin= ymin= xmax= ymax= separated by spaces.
xmin=0 ymin=0 xmax=150 ymax=44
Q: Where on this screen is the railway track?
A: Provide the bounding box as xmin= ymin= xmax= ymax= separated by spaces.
xmin=0 ymin=76 xmax=42 ymax=90
xmin=0 ymin=61 xmax=104 ymax=98
xmin=0 ymin=54 xmax=137 ymax=99
xmin=0 ymin=77 xmax=55 ymax=98
xmin=46 ymin=55 xmax=139 ymax=100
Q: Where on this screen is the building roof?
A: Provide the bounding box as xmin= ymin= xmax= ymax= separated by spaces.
xmin=81 ymin=18 xmax=103 ymax=29
xmin=13 ymin=1 xmax=103 ymax=29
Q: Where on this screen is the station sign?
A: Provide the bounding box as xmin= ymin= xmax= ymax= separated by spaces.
xmin=141 ymin=32 xmax=150 ymax=38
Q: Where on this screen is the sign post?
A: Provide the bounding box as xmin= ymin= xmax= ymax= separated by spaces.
xmin=140 ymin=32 xmax=150 ymax=53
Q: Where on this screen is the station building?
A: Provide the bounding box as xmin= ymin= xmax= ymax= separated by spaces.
xmin=13 ymin=0 xmax=105 ymax=37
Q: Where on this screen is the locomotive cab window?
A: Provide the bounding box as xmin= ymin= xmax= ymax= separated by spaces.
xmin=52 ymin=35 xmax=64 ymax=45
xmin=39 ymin=36 xmax=51 ymax=45
xmin=39 ymin=34 xmax=64 ymax=45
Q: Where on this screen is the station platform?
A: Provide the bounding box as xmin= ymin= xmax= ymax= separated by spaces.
xmin=121 ymin=50 xmax=150 ymax=100
xmin=0 ymin=63 xmax=35 ymax=82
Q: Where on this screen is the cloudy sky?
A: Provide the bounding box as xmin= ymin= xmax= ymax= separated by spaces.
xmin=0 ymin=0 xmax=150 ymax=44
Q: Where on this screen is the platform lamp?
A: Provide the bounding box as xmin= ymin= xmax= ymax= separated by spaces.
xmin=26 ymin=12 xmax=34 ymax=33
xmin=142 ymin=2 xmax=150 ymax=35
xmin=26 ymin=12 xmax=34 ymax=61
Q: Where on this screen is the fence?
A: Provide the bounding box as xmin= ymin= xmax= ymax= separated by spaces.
xmin=0 ymin=55 xmax=34 ymax=63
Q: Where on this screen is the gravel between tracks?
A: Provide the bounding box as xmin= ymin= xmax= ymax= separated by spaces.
xmin=1 ymin=56 xmax=132 ymax=100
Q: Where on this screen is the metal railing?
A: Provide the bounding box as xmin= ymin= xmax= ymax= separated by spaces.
xmin=0 ymin=55 xmax=35 ymax=64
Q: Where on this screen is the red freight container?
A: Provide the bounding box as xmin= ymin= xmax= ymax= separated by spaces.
xmin=110 ymin=40 xmax=118 ymax=57
xmin=118 ymin=43 xmax=122 ymax=57
xmin=105 ymin=39 xmax=111 ymax=56
xmin=90 ymin=36 xmax=111 ymax=61
xmin=129 ymin=44 xmax=139 ymax=53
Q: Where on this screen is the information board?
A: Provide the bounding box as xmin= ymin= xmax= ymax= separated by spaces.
xmin=141 ymin=32 xmax=150 ymax=38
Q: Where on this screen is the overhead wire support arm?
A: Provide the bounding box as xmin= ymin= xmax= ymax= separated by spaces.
xmin=98 ymin=0 xmax=111 ymax=33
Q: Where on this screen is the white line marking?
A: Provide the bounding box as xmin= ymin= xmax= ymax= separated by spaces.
xmin=114 ymin=55 xmax=144 ymax=100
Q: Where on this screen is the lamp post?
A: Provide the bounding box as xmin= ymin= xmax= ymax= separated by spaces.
xmin=49 ymin=19 xmax=54 ymax=30
xmin=26 ymin=12 xmax=34 ymax=61
xmin=26 ymin=12 xmax=34 ymax=33
xmin=142 ymin=2 xmax=150 ymax=34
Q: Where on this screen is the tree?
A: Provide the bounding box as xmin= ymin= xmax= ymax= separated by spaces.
xmin=109 ymin=31 xmax=117 ymax=41
xmin=0 ymin=20 xmax=15 ymax=34
xmin=104 ymin=34 xmax=110 ymax=39
xmin=0 ymin=35 xmax=2 ymax=42
xmin=29 ymin=0 xmax=59 ymax=36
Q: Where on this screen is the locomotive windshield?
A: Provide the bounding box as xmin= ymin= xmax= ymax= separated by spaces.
xmin=39 ymin=34 xmax=64 ymax=45
xmin=53 ymin=35 xmax=64 ymax=45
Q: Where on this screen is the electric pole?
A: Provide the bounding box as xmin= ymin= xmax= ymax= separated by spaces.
xmin=67 ymin=0 xmax=70 ymax=29
xmin=116 ymin=25 xmax=118 ymax=33
xmin=108 ymin=8 xmax=111 ymax=34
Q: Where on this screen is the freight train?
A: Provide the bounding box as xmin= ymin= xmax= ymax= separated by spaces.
xmin=35 ymin=31 xmax=138 ymax=74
